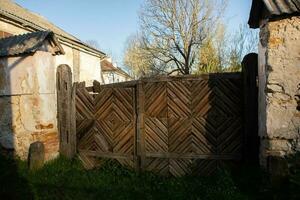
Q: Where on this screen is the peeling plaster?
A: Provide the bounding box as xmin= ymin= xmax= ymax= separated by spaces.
xmin=259 ymin=16 xmax=300 ymax=166
xmin=0 ymin=51 xmax=59 ymax=160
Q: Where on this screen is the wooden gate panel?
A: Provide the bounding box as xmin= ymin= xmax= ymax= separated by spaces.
xmin=144 ymin=82 xmax=167 ymax=118
xmin=76 ymin=85 xmax=136 ymax=169
xmin=76 ymin=74 xmax=245 ymax=176
xmin=169 ymin=159 xmax=192 ymax=177
xmin=168 ymin=117 xmax=191 ymax=154
xmin=192 ymin=80 xmax=213 ymax=116
xmin=144 ymin=158 xmax=169 ymax=175
xmin=192 ymin=117 xmax=217 ymax=154
xmin=190 ymin=159 xmax=218 ymax=176
xmin=142 ymin=76 xmax=243 ymax=176
xmin=145 ymin=118 xmax=168 ymax=153
xmin=167 ymin=81 xmax=191 ymax=118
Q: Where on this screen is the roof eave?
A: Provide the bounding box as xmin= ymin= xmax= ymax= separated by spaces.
xmin=0 ymin=10 xmax=106 ymax=57
xmin=248 ymin=0 xmax=300 ymax=29
xmin=47 ymin=32 xmax=65 ymax=55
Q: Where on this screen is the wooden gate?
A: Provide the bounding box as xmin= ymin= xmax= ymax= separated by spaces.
xmin=76 ymin=74 xmax=245 ymax=176
xmin=76 ymin=82 xmax=137 ymax=169
xmin=139 ymin=75 xmax=243 ymax=176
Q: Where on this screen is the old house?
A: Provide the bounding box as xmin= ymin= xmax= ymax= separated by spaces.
xmin=0 ymin=0 xmax=106 ymax=86
xmin=248 ymin=0 xmax=300 ymax=166
xmin=101 ymin=58 xmax=132 ymax=84
xmin=0 ymin=31 xmax=64 ymax=160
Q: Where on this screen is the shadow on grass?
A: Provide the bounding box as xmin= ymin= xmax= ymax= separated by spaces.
xmin=0 ymin=154 xmax=34 ymax=200
xmin=231 ymin=159 xmax=300 ymax=200
xmin=25 ymin=158 xmax=246 ymax=200
xmin=1 ymin=155 xmax=299 ymax=200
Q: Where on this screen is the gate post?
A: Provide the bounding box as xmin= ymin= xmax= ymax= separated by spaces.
xmin=242 ymin=53 xmax=259 ymax=163
xmin=56 ymin=64 xmax=77 ymax=158
xmin=136 ymin=80 xmax=145 ymax=172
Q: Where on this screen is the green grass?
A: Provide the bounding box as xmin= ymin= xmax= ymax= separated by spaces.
xmin=0 ymin=155 xmax=299 ymax=200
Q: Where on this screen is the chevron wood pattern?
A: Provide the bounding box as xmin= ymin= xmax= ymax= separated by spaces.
xmin=76 ymin=74 xmax=244 ymax=176
xmin=143 ymin=76 xmax=243 ymax=176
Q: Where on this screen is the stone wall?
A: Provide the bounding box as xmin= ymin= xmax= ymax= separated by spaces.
xmin=0 ymin=51 xmax=59 ymax=160
xmin=258 ymin=16 xmax=300 ymax=166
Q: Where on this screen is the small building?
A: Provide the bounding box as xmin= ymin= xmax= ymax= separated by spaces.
xmin=101 ymin=58 xmax=132 ymax=84
xmin=0 ymin=0 xmax=106 ymax=86
xmin=0 ymin=31 xmax=65 ymax=160
xmin=248 ymin=0 xmax=300 ymax=166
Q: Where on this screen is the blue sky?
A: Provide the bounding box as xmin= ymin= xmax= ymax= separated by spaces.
xmin=15 ymin=0 xmax=253 ymax=66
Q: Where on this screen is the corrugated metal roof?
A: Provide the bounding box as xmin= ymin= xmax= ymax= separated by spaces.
xmin=0 ymin=31 xmax=65 ymax=57
xmin=264 ymin=0 xmax=300 ymax=15
xmin=0 ymin=0 xmax=105 ymax=57
xmin=249 ymin=0 xmax=300 ymax=28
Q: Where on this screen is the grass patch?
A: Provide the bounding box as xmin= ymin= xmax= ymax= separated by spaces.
xmin=0 ymin=155 xmax=298 ymax=200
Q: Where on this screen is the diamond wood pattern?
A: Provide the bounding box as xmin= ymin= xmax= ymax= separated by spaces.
xmin=76 ymin=83 xmax=136 ymax=169
xmin=76 ymin=74 xmax=244 ymax=176
xmin=143 ymin=77 xmax=243 ymax=176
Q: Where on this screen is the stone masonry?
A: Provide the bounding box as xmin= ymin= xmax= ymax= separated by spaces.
xmin=258 ymin=16 xmax=300 ymax=166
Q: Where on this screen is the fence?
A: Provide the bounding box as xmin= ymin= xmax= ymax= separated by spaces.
xmin=74 ymin=74 xmax=246 ymax=176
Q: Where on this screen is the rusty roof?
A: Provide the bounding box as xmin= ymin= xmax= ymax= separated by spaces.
xmin=101 ymin=59 xmax=118 ymax=71
xmin=101 ymin=60 xmax=132 ymax=78
xmin=0 ymin=31 xmax=65 ymax=57
xmin=249 ymin=0 xmax=300 ymax=28
xmin=0 ymin=0 xmax=105 ymax=57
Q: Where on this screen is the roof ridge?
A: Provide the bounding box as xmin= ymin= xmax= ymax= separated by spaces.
xmin=0 ymin=0 xmax=105 ymax=56
xmin=0 ymin=3 xmax=80 ymax=41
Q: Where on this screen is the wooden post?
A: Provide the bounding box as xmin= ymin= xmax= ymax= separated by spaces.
xmin=136 ymin=80 xmax=145 ymax=172
xmin=57 ymin=64 xmax=76 ymax=159
xmin=70 ymin=82 xmax=77 ymax=157
xmin=93 ymin=80 xmax=101 ymax=93
xmin=132 ymin=83 xmax=138 ymax=171
xmin=242 ymin=53 xmax=259 ymax=163
xmin=28 ymin=141 xmax=45 ymax=170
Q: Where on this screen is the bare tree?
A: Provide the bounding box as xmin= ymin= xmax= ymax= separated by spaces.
xmin=196 ymin=23 xmax=258 ymax=73
xmin=197 ymin=23 xmax=227 ymax=73
xmin=226 ymin=24 xmax=258 ymax=72
xmin=123 ymin=34 xmax=156 ymax=79
xmin=140 ymin=0 xmax=227 ymax=75
xmin=85 ymin=40 xmax=101 ymax=50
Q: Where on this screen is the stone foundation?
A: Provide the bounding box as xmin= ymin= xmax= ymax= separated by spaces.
xmin=258 ymin=16 xmax=300 ymax=166
xmin=0 ymin=95 xmax=59 ymax=160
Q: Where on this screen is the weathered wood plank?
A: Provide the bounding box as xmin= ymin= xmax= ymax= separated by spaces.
xmin=79 ymin=150 xmax=134 ymax=159
xmin=57 ymin=64 xmax=76 ymax=158
xmin=136 ymin=81 xmax=145 ymax=171
xmin=75 ymin=74 xmax=245 ymax=176
xmin=145 ymin=153 xmax=242 ymax=160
